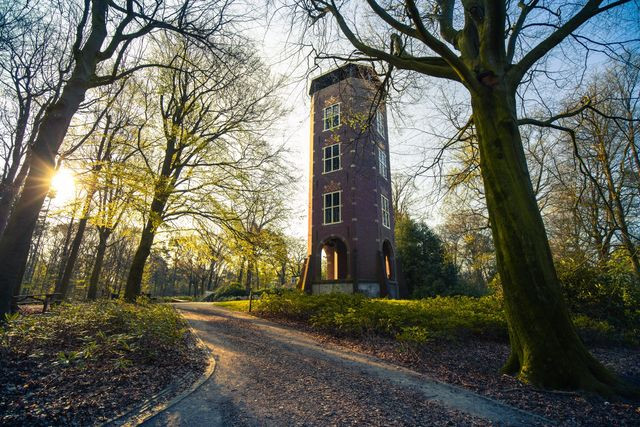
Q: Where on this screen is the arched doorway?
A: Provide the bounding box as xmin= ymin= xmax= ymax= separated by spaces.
xmin=382 ymin=240 xmax=395 ymax=280
xmin=320 ymin=238 xmax=348 ymax=280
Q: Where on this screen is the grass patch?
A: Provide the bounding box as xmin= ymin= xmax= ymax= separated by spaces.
xmin=253 ymin=291 xmax=634 ymax=346
xmin=213 ymin=300 xmax=250 ymax=312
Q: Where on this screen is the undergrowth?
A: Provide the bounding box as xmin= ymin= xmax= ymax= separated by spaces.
xmin=254 ymin=291 xmax=636 ymax=346
xmin=1 ymin=299 xmax=189 ymax=366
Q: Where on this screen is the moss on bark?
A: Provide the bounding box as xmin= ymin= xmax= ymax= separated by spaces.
xmin=471 ymin=85 xmax=636 ymax=397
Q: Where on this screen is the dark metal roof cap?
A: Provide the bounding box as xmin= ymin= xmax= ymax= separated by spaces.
xmin=309 ymin=63 xmax=380 ymax=95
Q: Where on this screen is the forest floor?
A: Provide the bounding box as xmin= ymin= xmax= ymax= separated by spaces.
xmin=216 ymin=300 xmax=640 ymax=426
xmin=0 ymin=302 xmax=207 ymax=426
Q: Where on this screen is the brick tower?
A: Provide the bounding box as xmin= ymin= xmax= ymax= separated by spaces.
xmin=298 ymin=64 xmax=399 ymax=298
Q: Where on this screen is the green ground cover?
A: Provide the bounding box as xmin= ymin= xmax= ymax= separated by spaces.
xmin=213 ymin=300 xmax=250 ymax=311
xmin=2 ymin=300 xmax=189 ymax=364
xmin=247 ymin=291 xmax=635 ymax=346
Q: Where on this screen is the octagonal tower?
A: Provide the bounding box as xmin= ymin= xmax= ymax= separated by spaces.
xmin=298 ymin=64 xmax=399 ymax=298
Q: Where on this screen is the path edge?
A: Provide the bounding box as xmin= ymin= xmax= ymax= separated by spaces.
xmin=101 ymin=310 xmax=216 ymax=426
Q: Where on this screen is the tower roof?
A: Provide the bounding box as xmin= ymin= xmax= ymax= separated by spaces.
xmin=309 ymin=63 xmax=380 ymax=95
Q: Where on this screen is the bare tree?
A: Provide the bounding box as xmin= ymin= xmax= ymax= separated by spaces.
xmin=291 ymin=0 xmax=638 ymax=394
xmin=0 ymin=0 xmax=70 ymax=236
xmin=230 ymin=164 xmax=293 ymax=291
xmin=556 ymin=62 xmax=640 ymax=275
xmin=391 ymin=172 xmax=419 ymax=220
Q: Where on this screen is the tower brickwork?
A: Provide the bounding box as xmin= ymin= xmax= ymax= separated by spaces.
xmin=298 ymin=64 xmax=399 ymax=298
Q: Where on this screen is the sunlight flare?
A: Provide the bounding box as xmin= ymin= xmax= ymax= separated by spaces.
xmin=50 ymin=167 xmax=76 ymax=204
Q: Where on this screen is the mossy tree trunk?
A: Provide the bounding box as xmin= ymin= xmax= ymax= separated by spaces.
xmin=470 ymin=84 xmax=624 ymax=394
xmin=0 ymin=154 xmax=31 ymax=238
xmin=313 ymin=0 xmax=638 ymax=397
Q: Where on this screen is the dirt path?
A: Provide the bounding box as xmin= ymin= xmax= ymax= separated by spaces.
xmin=143 ymin=303 xmax=548 ymax=426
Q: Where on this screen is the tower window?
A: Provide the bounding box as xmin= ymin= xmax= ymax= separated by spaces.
xmin=375 ymin=109 xmax=385 ymax=136
xmin=323 ymin=103 xmax=340 ymax=131
xmin=378 ymin=148 xmax=388 ymax=179
xmin=323 ymin=191 xmax=341 ymax=224
xmin=381 ymin=195 xmax=390 ymax=229
xmin=323 ymin=143 xmax=340 ymax=173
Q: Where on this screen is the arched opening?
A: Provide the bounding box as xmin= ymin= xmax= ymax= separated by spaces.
xmin=382 ymin=240 xmax=395 ymax=280
xmin=320 ymin=238 xmax=348 ymax=280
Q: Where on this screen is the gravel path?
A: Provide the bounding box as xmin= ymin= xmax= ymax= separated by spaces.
xmin=143 ymin=303 xmax=548 ymax=426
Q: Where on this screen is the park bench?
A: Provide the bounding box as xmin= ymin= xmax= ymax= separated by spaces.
xmin=12 ymin=293 xmax=61 ymax=313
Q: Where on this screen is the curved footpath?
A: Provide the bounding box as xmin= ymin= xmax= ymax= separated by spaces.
xmin=142 ymin=303 xmax=548 ymax=426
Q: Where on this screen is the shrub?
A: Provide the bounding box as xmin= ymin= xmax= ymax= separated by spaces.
xmin=255 ymin=291 xmax=507 ymax=343
xmin=255 ymin=290 xmax=636 ymax=346
xmin=556 ymin=255 xmax=640 ymax=335
xmin=207 ymin=283 xmax=249 ymax=301
xmin=1 ymin=300 xmax=189 ymax=365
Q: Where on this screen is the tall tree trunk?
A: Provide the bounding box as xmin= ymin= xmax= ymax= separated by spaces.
xmin=55 ymin=192 xmax=94 ymax=300
xmin=0 ymin=154 xmax=31 ymax=238
xmin=245 ymin=261 xmax=253 ymax=292
xmin=124 ymin=192 xmax=168 ymax=302
xmin=206 ymin=261 xmax=215 ymax=291
xmin=124 ymin=218 xmax=156 ymax=302
xmin=237 ymin=260 xmax=245 ymax=287
xmin=23 ymin=197 xmax=52 ymax=287
xmin=0 ymin=0 xmax=108 ymax=316
xmin=124 ymin=118 xmax=180 ymax=302
xmin=170 ymin=258 xmax=178 ymax=296
xmin=471 ymin=86 xmax=624 ymax=394
xmin=87 ymin=228 xmax=110 ymax=300
xmin=55 ymin=212 xmax=77 ymax=287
